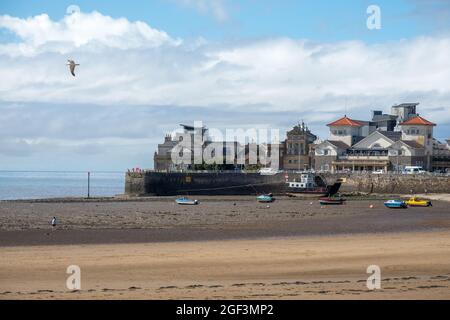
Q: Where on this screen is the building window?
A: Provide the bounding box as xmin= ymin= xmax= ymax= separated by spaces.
xmin=324 ymin=150 xmax=329 ymax=155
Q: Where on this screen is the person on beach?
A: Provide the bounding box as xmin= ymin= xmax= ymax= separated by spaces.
xmin=46 ymin=217 xmax=57 ymax=236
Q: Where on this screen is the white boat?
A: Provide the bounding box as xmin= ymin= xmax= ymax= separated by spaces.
xmin=175 ymin=197 xmax=199 ymax=205
xmin=286 ymin=172 xmax=330 ymax=196
xmin=258 ymin=168 xmax=282 ymax=175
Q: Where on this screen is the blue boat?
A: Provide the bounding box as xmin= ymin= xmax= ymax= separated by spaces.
xmin=257 ymin=194 xmax=274 ymax=203
xmin=384 ymin=199 xmax=407 ymax=209
xmin=175 ymin=197 xmax=199 ymax=205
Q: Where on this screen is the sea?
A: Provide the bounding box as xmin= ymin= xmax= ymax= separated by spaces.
xmin=0 ymin=171 xmax=125 ymax=200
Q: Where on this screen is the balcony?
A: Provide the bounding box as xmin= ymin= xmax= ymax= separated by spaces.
xmin=345 ymin=155 xmax=389 ymax=160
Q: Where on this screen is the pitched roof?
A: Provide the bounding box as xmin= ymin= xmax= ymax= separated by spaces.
xmin=400 ymin=140 xmax=424 ymax=149
xmin=327 ymin=116 xmax=363 ymax=127
xmin=327 ymin=140 xmax=350 ymax=149
xmin=352 ymin=130 xmax=399 ymax=149
xmin=378 ymin=131 xmax=402 ymax=142
xmin=400 ymin=116 xmax=435 ymax=126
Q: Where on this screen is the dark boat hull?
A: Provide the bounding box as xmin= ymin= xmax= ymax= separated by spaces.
xmin=319 ymin=197 xmax=346 ymax=205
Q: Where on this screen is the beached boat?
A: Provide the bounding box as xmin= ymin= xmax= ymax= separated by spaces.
xmin=257 ymin=194 xmax=274 ymax=203
xmin=405 ymin=197 xmax=432 ymax=207
xmin=175 ymin=197 xmax=199 ymax=205
xmin=319 ymin=197 xmax=345 ymax=205
xmin=384 ymin=199 xmax=407 ymax=208
xmin=286 ymin=173 xmax=341 ymax=197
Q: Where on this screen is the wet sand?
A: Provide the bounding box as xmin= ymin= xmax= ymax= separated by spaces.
xmin=0 ymin=198 xmax=449 ymax=246
xmin=0 ymin=197 xmax=449 ymax=299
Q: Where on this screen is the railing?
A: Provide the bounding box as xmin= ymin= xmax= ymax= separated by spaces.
xmin=327 ymin=170 xmax=449 ymax=176
xmin=126 ymin=169 xmax=449 ymax=177
xmin=345 ymin=155 xmax=389 ymax=160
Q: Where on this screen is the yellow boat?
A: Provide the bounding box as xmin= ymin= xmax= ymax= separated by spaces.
xmin=405 ymin=197 xmax=432 ymax=207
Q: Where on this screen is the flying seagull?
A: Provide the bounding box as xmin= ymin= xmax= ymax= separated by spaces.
xmin=67 ymin=60 xmax=80 ymax=77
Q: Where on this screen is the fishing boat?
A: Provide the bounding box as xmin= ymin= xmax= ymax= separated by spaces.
xmin=384 ymin=199 xmax=407 ymax=209
xmin=286 ymin=173 xmax=341 ymax=197
xmin=257 ymin=194 xmax=274 ymax=203
xmin=175 ymin=197 xmax=199 ymax=205
xmin=319 ymin=197 xmax=345 ymax=205
xmin=405 ymin=197 xmax=432 ymax=207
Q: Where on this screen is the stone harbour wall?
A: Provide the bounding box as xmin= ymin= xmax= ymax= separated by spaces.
xmin=320 ymin=173 xmax=450 ymax=194
xmin=124 ymin=171 xmax=450 ymax=196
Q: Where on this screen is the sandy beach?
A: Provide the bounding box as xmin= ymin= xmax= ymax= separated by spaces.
xmin=0 ymin=197 xmax=449 ymax=299
xmin=1 ymin=232 xmax=449 ymax=299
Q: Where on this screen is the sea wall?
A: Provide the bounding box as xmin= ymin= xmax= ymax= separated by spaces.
xmin=320 ymin=173 xmax=450 ymax=194
xmin=124 ymin=171 xmax=450 ymax=196
xmin=125 ymin=171 xmax=289 ymax=196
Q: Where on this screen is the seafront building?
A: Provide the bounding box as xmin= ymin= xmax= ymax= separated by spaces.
xmin=314 ymin=103 xmax=450 ymax=172
xmin=281 ymin=122 xmax=317 ymax=171
xmin=153 ymin=103 xmax=450 ymax=173
xmin=154 ymin=122 xmax=316 ymax=171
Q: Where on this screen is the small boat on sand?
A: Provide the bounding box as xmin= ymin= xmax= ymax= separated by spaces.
xmin=384 ymin=199 xmax=407 ymax=209
xmin=319 ymin=197 xmax=345 ymax=205
xmin=175 ymin=197 xmax=199 ymax=205
xmin=405 ymin=197 xmax=432 ymax=207
xmin=257 ymin=194 xmax=274 ymax=203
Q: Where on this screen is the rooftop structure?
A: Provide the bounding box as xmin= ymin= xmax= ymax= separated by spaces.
xmin=327 ymin=116 xmax=363 ymax=127
xmin=400 ymin=116 xmax=436 ymax=126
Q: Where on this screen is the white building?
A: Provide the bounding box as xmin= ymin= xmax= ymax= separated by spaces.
xmin=314 ymin=104 xmax=446 ymax=172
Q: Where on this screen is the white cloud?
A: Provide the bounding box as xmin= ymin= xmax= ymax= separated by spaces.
xmin=0 ymin=9 xmax=449 ymax=169
xmin=0 ymin=11 xmax=180 ymax=56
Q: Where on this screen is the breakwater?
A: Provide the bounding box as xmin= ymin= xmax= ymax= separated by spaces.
xmin=125 ymin=171 xmax=293 ymax=196
xmin=125 ymin=171 xmax=450 ymax=196
xmin=320 ymin=173 xmax=450 ymax=194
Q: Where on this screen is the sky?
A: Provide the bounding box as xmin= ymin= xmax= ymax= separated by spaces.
xmin=0 ymin=0 xmax=450 ymax=171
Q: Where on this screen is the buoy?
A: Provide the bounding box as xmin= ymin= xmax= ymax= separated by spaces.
xmin=309 ymin=202 xmax=313 ymax=205
xmin=266 ymin=205 xmax=270 ymax=208
xmin=369 ymin=204 xmax=374 ymax=209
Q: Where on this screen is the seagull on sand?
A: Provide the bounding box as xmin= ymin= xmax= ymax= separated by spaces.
xmin=67 ymin=59 xmax=80 ymax=76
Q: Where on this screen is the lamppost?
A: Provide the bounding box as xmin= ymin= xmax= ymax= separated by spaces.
xmin=87 ymin=171 xmax=90 ymax=199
